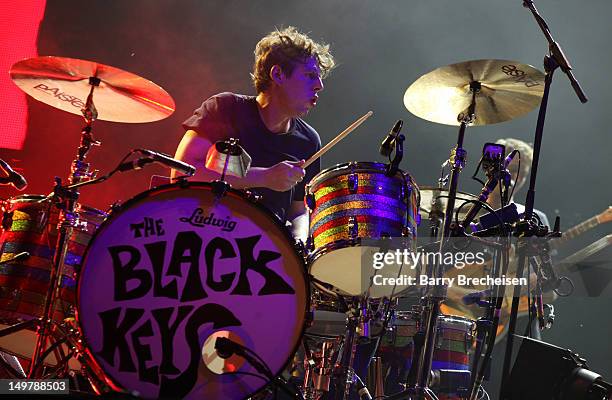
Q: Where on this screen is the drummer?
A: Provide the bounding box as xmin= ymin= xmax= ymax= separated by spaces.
xmin=172 ymin=26 xmax=335 ymax=241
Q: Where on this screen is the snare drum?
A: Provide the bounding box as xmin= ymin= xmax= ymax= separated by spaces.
xmin=77 ymin=182 xmax=309 ymax=399
xmin=0 ymin=195 xmax=106 ymax=366
xmin=306 ymin=162 xmax=419 ymax=298
xmin=379 ymin=312 xmax=475 ymax=398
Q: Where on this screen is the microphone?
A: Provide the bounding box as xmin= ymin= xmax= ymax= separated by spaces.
xmin=138 ymin=149 xmax=196 ymax=176
xmin=117 ymin=157 xmax=155 ymax=172
xmin=460 ymin=150 xmax=518 ymax=228
xmin=0 ymin=159 xmax=27 ymax=190
xmin=214 ymin=336 xmax=238 ymax=359
xmin=503 ymin=149 xmax=519 ymax=169
xmin=472 ymin=203 xmax=520 ymax=234
xmin=379 ymin=120 xmax=403 ymax=157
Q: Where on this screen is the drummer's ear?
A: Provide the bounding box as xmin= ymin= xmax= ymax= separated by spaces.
xmin=270 ymin=65 xmax=284 ymax=84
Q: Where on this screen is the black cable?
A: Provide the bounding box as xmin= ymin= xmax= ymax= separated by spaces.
xmin=508 ymin=152 xmax=520 ymax=203
xmin=219 ymin=339 xmax=304 ymax=399
xmin=431 ymin=195 xmax=498 ymax=225
xmin=240 ymin=345 xmax=274 ymax=378
xmin=440 ymin=196 xmax=506 ymax=234
xmin=224 ymin=370 xmax=268 ymax=382
xmin=471 ymin=156 xmax=486 ymax=186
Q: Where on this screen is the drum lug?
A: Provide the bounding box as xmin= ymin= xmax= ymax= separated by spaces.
xmin=305 ymin=192 xmax=316 ymax=211
xmin=244 ymin=189 xmax=262 ymax=203
xmin=348 ymin=173 xmax=358 ymax=193
xmin=294 ymin=238 xmax=308 ymax=260
xmin=348 ymin=216 xmax=358 ymax=239
xmin=306 ymin=235 xmax=315 ymax=252
xmin=2 ymin=211 xmax=13 ymax=230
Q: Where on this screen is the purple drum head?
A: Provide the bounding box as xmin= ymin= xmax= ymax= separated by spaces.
xmin=77 ymin=183 xmax=307 ymax=399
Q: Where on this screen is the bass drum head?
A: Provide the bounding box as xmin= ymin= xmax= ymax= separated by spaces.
xmin=77 ymin=183 xmax=308 ymax=399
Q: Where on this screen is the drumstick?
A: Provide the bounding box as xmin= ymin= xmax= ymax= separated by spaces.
xmin=303 ymin=110 xmax=373 ymax=168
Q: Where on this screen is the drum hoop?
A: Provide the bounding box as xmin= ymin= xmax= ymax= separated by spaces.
xmin=75 ymin=181 xmax=311 ymax=397
xmin=306 ymin=162 xmax=420 ymax=228
xmin=3 ymin=194 xmax=106 ymax=219
xmin=5 ymin=194 xmax=48 ymax=203
xmin=306 ymin=161 xmax=403 ymax=193
xmin=438 ymin=314 xmax=476 ymax=328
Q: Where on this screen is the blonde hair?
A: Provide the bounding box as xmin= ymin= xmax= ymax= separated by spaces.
xmin=252 ymin=26 xmax=335 ymax=93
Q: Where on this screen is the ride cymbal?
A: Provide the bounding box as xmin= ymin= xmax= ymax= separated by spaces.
xmin=404 ymin=59 xmax=545 ymax=126
xmin=10 ymin=56 xmax=175 ymax=123
xmin=419 ymin=186 xmax=480 ymax=220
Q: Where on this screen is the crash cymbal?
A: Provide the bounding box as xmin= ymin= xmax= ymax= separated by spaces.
xmin=404 ymin=59 xmax=545 ymax=126
xmin=419 ymin=186 xmax=480 ymax=219
xmin=10 ymin=56 xmax=175 ymax=123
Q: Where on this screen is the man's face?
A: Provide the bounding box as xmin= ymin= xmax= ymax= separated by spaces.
xmin=278 ymin=56 xmax=323 ymax=116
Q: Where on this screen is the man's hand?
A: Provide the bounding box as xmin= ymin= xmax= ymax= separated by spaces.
xmin=257 ymin=160 xmax=306 ymax=192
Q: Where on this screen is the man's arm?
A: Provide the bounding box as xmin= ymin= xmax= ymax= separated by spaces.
xmin=172 ymin=130 xmax=305 ymax=192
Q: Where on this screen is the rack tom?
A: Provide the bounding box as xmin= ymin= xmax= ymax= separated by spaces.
xmin=306 ymin=162 xmax=419 ymax=298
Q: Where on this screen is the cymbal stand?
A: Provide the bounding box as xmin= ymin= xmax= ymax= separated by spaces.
xmin=500 ymin=1 xmax=588 ymax=396
xmin=386 ymin=82 xmax=480 ymax=400
xmin=28 ymin=77 xmax=101 ymax=378
xmin=328 ymin=297 xmax=376 ymax=400
xmin=429 ymin=160 xmax=450 ymax=239
xmin=337 ymin=299 xmax=360 ymax=400
xmin=467 ymin=236 xmax=512 ymax=400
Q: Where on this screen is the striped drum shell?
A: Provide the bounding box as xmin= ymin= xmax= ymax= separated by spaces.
xmin=305 ymin=162 xmax=419 ymax=297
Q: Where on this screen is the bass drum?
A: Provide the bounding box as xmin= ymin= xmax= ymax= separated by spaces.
xmin=77 ymin=182 xmax=309 ymax=399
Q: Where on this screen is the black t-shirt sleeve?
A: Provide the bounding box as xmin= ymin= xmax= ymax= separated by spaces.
xmin=181 ymin=92 xmax=236 ymax=143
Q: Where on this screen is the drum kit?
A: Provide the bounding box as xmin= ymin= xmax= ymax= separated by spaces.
xmin=0 ymin=50 xmax=580 ymax=400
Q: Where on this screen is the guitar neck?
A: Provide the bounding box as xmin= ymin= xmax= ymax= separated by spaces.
xmin=553 ymin=215 xmax=599 ymax=248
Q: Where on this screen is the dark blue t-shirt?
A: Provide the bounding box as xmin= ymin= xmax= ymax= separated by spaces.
xmin=182 ymin=92 xmax=321 ymax=223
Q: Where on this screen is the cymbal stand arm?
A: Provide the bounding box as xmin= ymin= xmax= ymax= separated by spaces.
xmin=523 ymin=0 xmax=587 ymax=103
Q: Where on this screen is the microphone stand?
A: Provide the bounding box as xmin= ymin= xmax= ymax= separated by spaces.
xmin=500 ymin=2 xmax=588 ymax=398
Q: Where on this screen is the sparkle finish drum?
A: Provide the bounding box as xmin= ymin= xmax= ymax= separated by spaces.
xmin=379 ymin=312 xmax=475 ymax=398
xmin=305 ymin=162 xmax=419 ymax=298
xmin=0 ymin=195 xmax=105 ymax=365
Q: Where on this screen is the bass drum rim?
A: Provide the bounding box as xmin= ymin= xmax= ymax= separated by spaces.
xmin=75 ymin=181 xmax=310 ymax=399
